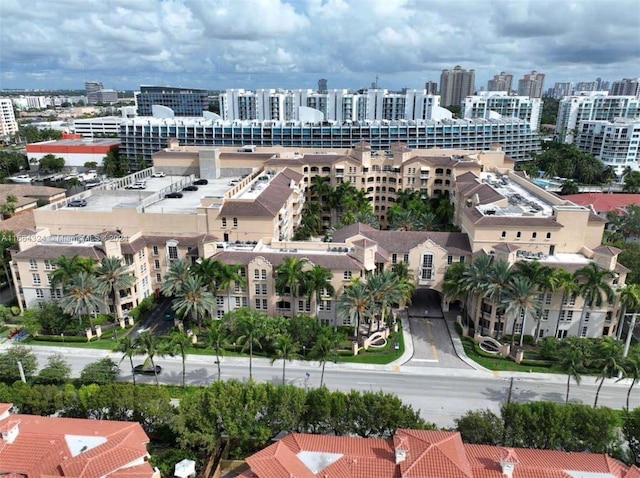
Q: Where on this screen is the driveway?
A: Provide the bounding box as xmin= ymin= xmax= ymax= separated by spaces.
xmin=407 ymin=288 xmax=443 ymax=319
xmin=129 ymin=296 xmax=175 ymax=339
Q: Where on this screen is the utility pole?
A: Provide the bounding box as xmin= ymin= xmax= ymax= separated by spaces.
xmin=506 ymin=377 xmax=514 ymax=405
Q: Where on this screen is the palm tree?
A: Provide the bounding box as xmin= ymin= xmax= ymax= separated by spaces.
xmin=160 ymin=258 xmax=191 ymax=297
xmin=165 ymin=330 xmax=192 ymax=388
xmin=551 ymin=269 xmax=579 ymax=340
xmin=134 ymin=330 xmax=164 ymax=386
xmin=435 ymin=198 xmax=455 ymax=225
xmin=172 ymin=276 xmax=215 ymax=328
xmin=303 ymin=264 xmax=335 ymax=320
xmin=414 ymin=211 xmax=439 ymax=231
xmin=235 ymin=309 xmax=265 ymax=380
xmin=49 ymin=254 xmax=95 ymax=290
xmin=558 ymin=341 xmax=587 ymax=403
xmin=310 ymin=330 xmax=341 ymax=387
xmin=366 ymin=269 xmax=403 ymax=331
xmin=115 ymin=335 xmax=140 ymax=386
xmin=392 ymin=261 xmax=415 ymax=312
xmin=484 ymin=260 xmax=513 ymax=339
xmin=59 ymin=272 xmax=101 ymax=326
xmin=620 ymin=352 xmax=640 ymax=411
xmin=206 ymin=321 xmax=226 ymax=381
xmin=95 ymin=256 xmax=135 ymax=320
xmin=216 ymin=262 xmax=246 ymax=314
xmin=574 ymin=263 xmax=615 ymax=340
xmin=461 ymin=255 xmax=493 ymax=333
xmin=270 ymin=333 xmax=300 ymax=385
xmin=502 ymin=276 xmax=541 ymax=348
xmin=337 ymin=282 xmax=372 ymax=340
xmin=617 ymin=284 xmax=640 ymax=341
xmin=389 ymin=209 xmax=416 ymax=231
xmin=593 ymin=337 xmax=624 ymax=407
xmin=560 ymin=180 xmax=579 ymax=195
xmin=275 ymin=256 xmax=308 ymax=318
xmin=192 ymin=258 xmax=224 ymax=316
xmin=442 ymin=262 xmax=468 ymax=319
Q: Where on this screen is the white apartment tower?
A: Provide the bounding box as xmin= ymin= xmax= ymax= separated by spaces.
xmin=517 ymin=71 xmax=545 ymax=98
xmin=551 ymin=82 xmax=573 ymax=99
xmin=577 ymin=119 xmax=640 ymax=177
xmin=463 ymin=92 xmax=542 ymax=131
xmin=0 ymin=98 xmax=18 ymax=138
xmin=439 ymin=66 xmax=475 ymax=107
xmin=555 ymin=92 xmax=640 ymax=143
xmin=610 ymin=78 xmax=640 ymax=98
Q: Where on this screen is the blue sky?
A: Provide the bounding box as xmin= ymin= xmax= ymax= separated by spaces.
xmin=1 ymin=0 xmax=638 ymax=92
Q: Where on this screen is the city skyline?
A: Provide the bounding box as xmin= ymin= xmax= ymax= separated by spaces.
xmin=1 ymin=0 xmax=638 ymax=92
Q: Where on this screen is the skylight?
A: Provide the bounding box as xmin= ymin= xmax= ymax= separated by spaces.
xmin=297 ymin=450 xmax=343 ymax=473
xmin=65 ymin=434 xmax=107 ymax=457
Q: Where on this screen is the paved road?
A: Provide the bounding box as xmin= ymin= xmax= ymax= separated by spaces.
xmin=12 ymin=344 xmax=638 ymax=428
xmin=407 ymin=317 xmax=471 ymax=369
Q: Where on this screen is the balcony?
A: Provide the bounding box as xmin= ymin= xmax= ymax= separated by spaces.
xmin=335 ymin=170 xmax=344 ymax=178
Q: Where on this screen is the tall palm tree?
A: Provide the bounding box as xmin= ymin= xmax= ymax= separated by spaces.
xmin=270 ymin=333 xmax=300 ymax=385
xmin=160 ymin=258 xmax=191 ymax=297
xmin=216 ymin=262 xmax=246 ymax=314
xmin=134 ymin=330 xmax=164 ymax=386
xmin=115 ymin=335 xmax=139 ymax=386
xmin=303 ymin=264 xmax=335 ymax=320
xmin=337 ymin=282 xmax=372 ymax=339
xmin=484 ymin=260 xmax=513 ymax=339
xmin=235 ymin=309 xmax=266 ymax=380
xmin=206 ymin=321 xmax=226 ymax=381
xmin=461 ymin=255 xmax=493 ymax=332
xmin=551 ymin=269 xmax=579 ymax=340
xmin=192 ymin=258 xmax=224 ymax=316
xmin=620 ymin=351 xmax=640 ymax=411
xmin=165 ymin=330 xmax=192 ymax=388
xmin=414 ymin=211 xmax=439 ymax=231
xmin=172 ymin=276 xmax=215 ymax=328
xmin=275 ymin=256 xmax=308 ymax=318
xmin=367 ymin=269 xmax=403 ymax=331
xmin=502 ymin=276 xmax=541 ymax=348
xmin=95 ymin=256 xmax=135 ymax=320
xmin=310 ymin=329 xmax=341 ymax=387
xmin=442 ymin=262 xmax=468 ymax=319
xmin=574 ymin=263 xmax=615 ymax=339
xmin=389 ymin=209 xmax=416 ymax=231
xmin=59 ymin=272 xmax=101 ymax=326
xmin=49 ymin=254 xmax=95 ymax=290
xmin=558 ymin=341 xmax=587 ymax=403
xmin=618 ymin=284 xmax=640 ymax=341
xmin=392 ymin=261 xmax=416 ymax=312
xmin=593 ymin=337 xmax=624 ymax=407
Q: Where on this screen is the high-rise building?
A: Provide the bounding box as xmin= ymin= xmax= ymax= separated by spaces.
xmin=85 ymin=81 xmax=103 ymax=105
xmin=555 ymin=92 xmax=640 ymax=143
xmin=439 ymin=66 xmax=475 ymax=107
xmin=517 ymin=71 xmax=545 ymax=98
xmin=462 ymin=92 xmax=543 ymax=131
xmin=595 ymin=77 xmax=609 ymax=91
xmin=487 ymin=72 xmax=513 ymax=92
xmin=424 ymin=81 xmax=438 ymax=95
xmin=135 ymin=85 xmax=208 ymax=116
xmin=0 ymin=98 xmax=18 ymax=138
xmin=575 ymin=81 xmax=597 ymax=93
xmin=318 ymin=78 xmax=328 ymax=93
xmin=551 ymin=82 xmax=573 ymax=99
xmin=610 ymin=78 xmax=640 ymax=98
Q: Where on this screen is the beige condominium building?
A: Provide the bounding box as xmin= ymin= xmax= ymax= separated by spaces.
xmin=9 ymin=141 xmax=626 ymax=339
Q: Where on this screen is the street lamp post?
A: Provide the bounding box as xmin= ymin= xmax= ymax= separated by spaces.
xmin=302 ymin=345 xmax=306 ymax=358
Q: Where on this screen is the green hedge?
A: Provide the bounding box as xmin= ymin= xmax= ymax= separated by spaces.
xmin=519 ymin=358 xmax=554 ymax=367
xmin=33 ymin=335 xmax=98 ymax=343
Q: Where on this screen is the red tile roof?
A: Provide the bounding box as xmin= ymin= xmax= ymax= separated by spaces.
xmin=562 ymin=193 xmax=640 ymax=214
xmin=242 ymin=430 xmax=633 ymax=478
xmin=0 ymin=403 xmax=155 ymax=478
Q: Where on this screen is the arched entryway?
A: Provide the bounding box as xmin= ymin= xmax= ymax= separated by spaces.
xmin=408 ymin=288 xmax=443 ymax=319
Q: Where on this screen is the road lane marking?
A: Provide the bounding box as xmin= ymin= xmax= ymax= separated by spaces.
xmin=411 ymin=358 xmax=439 ymax=363
xmin=426 ymin=320 xmax=439 ymax=361
xmin=492 ymin=371 xmax=500 ymax=377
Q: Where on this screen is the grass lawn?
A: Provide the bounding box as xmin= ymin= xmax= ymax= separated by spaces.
xmin=338 ymin=328 xmax=405 ymax=364
xmin=460 ymin=337 xmax=564 ymax=373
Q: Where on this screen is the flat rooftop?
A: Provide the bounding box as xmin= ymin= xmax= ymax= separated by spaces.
xmin=29 ymin=138 xmax=120 ymax=147
xmin=476 ymin=171 xmax=554 ymax=217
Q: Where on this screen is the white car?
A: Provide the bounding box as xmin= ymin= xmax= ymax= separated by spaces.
xmin=152 ymin=172 xmax=166 ymax=178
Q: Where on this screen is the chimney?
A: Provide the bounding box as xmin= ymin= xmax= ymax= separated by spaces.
xmin=500 ymin=449 xmax=518 ymax=478
xmin=1 ymin=420 xmax=20 ymax=444
xmin=395 ymin=448 xmax=407 ymax=464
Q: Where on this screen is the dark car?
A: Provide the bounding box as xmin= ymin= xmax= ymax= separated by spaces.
xmin=193 ymin=179 xmax=208 ymax=185
xmin=133 ymin=364 xmax=162 ymax=375
xmin=165 ymin=192 xmax=184 ymax=198
xmin=182 ymin=185 xmax=199 ymax=191
xmin=68 ymin=199 xmax=87 ymax=207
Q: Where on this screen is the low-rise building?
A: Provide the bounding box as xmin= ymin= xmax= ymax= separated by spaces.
xmin=26 ymin=138 xmax=120 ymax=168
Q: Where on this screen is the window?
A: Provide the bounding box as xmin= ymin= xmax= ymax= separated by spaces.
xmin=46 ymin=273 xmax=51 ymax=285
xmin=391 ymin=253 xmax=397 ymax=264
xmin=154 ymin=259 xmax=160 ymax=270
xmin=255 ymin=299 xmax=263 ymax=309
xmin=36 ymin=289 xmax=44 ymax=299
xmin=238 ymin=267 xmax=246 ymax=277
xmin=156 ymin=273 xmax=162 ymax=283
xmin=53 ymin=289 xmax=63 ymax=299
xmin=447 ymin=255 xmax=453 ymax=265
xmin=217 ymin=296 xmax=225 ymax=306
xmin=567 ymin=310 xmax=574 ymax=320
xmin=254 ymin=269 xmax=260 ymax=280
xmin=298 ymin=300 xmax=311 ymax=312
xmin=254 ymin=284 xmax=267 ymax=295
xmin=140 ymin=263 xmax=147 ymax=274
xmin=501 ymin=231 xmax=506 ymax=238
xmin=222 ymin=217 xmax=227 ymax=228
xmin=542 ymin=309 xmax=549 ymax=321
xmin=123 ymin=254 xmax=133 ymax=266
xmin=516 ymin=231 xmax=521 ymax=239
xmin=319 ymin=300 xmax=332 ymax=311
xmin=260 ymin=298 xmax=266 ymax=309
xmin=44 ymin=260 xmax=53 ymax=270
xmin=532 ymin=232 xmax=537 ymax=239
xmin=459 ymin=256 xmax=465 ymax=263
xmin=584 ymin=312 xmax=590 ymax=323
xmin=605 ymin=311 xmax=612 ymax=322
xmin=152 ymin=245 xmax=159 ymax=256
xmin=168 ymin=245 xmax=178 ymax=261
xmin=546 ymin=232 xmax=551 ymax=239
xmin=233 ymin=217 xmax=238 ymax=228
xmin=569 ymin=294 xmax=576 ymax=306
xmin=138 ymin=249 xmax=145 ymax=259
xmin=216 ymin=309 xmax=225 ymax=318
xmin=261 ymin=269 xmax=267 ymax=280
xmin=581 ymin=326 xmax=588 ymax=338
xmin=403 ymin=253 xmax=409 ymax=263
xmin=514 ymin=322 xmax=523 ymax=334
xmin=420 ymin=253 xmax=434 ymax=281
xmin=32 ymin=273 xmax=41 ymax=285
xmin=545 ymin=294 xmax=551 ymax=305
xmin=29 ymin=259 xmax=37 ymax=270
xmin=343 ymin=271 xmax=352 ymax=280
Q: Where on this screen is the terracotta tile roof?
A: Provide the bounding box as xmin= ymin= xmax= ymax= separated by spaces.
xmin=116 ymin=233 xmax=218 ymax=254
xmin=562 ymin=193 xmax=640 ymax=214
xmin=461 ymin=183 xmax=505 ymax=205
xmin=396 ymin=429 xmax=473 ymax=478
xmin=0 ymin=184 xmax=66 ymax=199
xmin=589 ymin=212 xmax=607 ymax=222
xmin=462 ymin=207 xmax=562 ymax=228
xmin=12 ymin=244 xmax=106 ymax=261
xmin=0 ymin=403 xmax=11 ymax=416
xmin=493 ymin=243 xmax=520 ymax=252
xmin=0 ymin=210 xmax=37 ymax=233
xmin=455 ymin=171 xmax=480 ymax=183
xmin=331 ymin=223 xmax=472 ymax=256
xmin=213 ymin=250 xmax=364 ymax=271
xmin=0 ymin=405 xmax=154 ymax=478
xmin=594 ymin=245 xmax=622 ymax=256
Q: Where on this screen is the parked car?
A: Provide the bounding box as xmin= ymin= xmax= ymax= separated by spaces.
xmin=165 ymin=192 xmax=184 ymax=198
xmin=182 ymin=185 xmax=198 ymax=191
xmin=193 ymin=179 xmax=208 ymax=185
xmin=228 ymin=179 xmax=239 ymax=186
xmin=151 ymin=171 xmax=166 ymax=177
xmin=133 ymin=364 xmax=162 ymax=375
xmin=127 ymin=181 xmax=147 ymax=189
xmin=68 ymin=199 xmax=87 ymax=207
